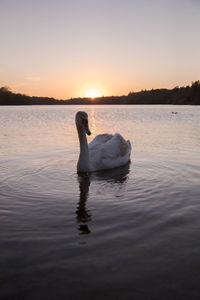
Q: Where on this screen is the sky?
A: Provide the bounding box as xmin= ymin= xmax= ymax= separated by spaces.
xmin=0 ymin=0 xmax=200 ymax=99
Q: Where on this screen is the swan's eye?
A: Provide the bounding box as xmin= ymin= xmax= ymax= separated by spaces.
xmin=82 ymin=118 xmax=88 ymax=125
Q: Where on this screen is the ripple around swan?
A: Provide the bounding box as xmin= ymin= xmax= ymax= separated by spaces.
xmin=0 ymin=105 xmax=200 ymax=300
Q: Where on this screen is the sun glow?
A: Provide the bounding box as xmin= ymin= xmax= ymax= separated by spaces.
xmin=85 ymin=88 xmax=102 ymax=98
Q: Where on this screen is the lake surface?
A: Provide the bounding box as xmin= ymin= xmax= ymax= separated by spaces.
xmin=0 ymin=105 xmax=200 ymax=300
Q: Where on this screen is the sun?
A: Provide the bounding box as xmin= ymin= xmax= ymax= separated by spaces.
xmin=85 ymin=88 xmax=102 ymax=98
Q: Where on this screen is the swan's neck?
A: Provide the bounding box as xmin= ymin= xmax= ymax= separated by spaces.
xmin=77 ymin=125 xmax=91 ymax=172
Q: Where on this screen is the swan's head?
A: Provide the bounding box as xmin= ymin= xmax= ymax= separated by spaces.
xmin=76 ymin=111 xmax=91 ymax=135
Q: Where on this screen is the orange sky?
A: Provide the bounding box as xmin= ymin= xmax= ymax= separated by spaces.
xmin=0 ymin=0 xmax=200 ymax=99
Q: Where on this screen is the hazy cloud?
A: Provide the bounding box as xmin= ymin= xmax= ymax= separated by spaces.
xmin=25 ymin=76 xmax=41 ymax=82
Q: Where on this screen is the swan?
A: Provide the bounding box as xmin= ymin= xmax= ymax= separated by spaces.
xmin=76 ymin=111 xmax=131 ymax=173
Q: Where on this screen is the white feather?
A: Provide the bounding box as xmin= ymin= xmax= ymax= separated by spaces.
xmin=89 ymin=133 xmax=131 ymax=171
xmin=76 ymin=111 xmax=131 ymax=172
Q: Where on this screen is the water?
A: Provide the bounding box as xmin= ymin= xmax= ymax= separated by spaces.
xmin=0 ymin=105 xmax=200 ymax=300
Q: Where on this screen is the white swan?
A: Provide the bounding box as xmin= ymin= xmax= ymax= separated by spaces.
xmin=76 ymin=111 xmax=131 ymax=173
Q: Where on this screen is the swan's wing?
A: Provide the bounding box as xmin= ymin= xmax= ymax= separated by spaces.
xmin=88 ymin=134 xmax=113 ymax=150
xmin=89 ymin=133 xmax=131 ymax=171
xmin=102 ymin=133 xmax=131 ymax=158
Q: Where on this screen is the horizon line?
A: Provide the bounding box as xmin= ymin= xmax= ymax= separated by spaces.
xmin=1 ymin=80 xmax=199 ymax=101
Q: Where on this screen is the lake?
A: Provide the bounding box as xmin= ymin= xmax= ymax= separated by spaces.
xmin=0 ymin=105 xmax=200 ymax=300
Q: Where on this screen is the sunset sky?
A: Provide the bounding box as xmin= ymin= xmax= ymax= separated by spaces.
xmin=1 ymin=0 xmax=200 ymax=99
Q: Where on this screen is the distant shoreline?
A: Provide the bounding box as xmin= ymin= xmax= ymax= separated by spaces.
xmin=1 ymin=81 xmax=200 ymax=105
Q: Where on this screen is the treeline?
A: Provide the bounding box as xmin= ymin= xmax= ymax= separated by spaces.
xmin=0 ymin=81 xmax=200 ymax=105
xmin=0 ymin=87 xmax=62 ymax=105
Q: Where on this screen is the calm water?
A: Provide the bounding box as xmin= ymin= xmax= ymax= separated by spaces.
xmin=0 ymin=105 xmax=200 ymax=300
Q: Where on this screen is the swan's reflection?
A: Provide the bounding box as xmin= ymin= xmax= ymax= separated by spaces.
xmin=76 ymin=162 xmax=130 ymax=235
xmin=76 ymin=173 xmax=92 ymax=234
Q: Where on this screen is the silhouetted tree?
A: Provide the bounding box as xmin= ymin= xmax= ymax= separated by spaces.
xmin=0 ymin=81 xmax=200 ymax=105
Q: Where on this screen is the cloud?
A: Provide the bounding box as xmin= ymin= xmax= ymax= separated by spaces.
xmin=12 ymin=82 xmax=27 ymax=89
xmin=11 ymin=77 xmax=42 ymax=91
xmin=25 ymin=76 xmax=41 ymax=82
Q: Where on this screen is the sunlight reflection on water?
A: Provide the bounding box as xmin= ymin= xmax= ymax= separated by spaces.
xmin=0 ymin=105 xmax=200 ymax=299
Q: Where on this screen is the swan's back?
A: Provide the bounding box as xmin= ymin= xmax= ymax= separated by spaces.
xmin=89 ymin=133 xmax=131 ymax=171
xmin=89 ymin=133 xmax=113 ymax=149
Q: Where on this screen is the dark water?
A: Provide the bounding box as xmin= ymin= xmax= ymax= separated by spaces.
xmin=0 ymin=105 xmax=200 ymax=299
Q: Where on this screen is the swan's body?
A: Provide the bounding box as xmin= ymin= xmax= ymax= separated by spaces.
xmin=76 ymin=111 xmax=131 ymax=173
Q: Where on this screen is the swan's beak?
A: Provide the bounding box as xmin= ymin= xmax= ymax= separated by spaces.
xmin=86 ymin=128 xmax=91 ymax=136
